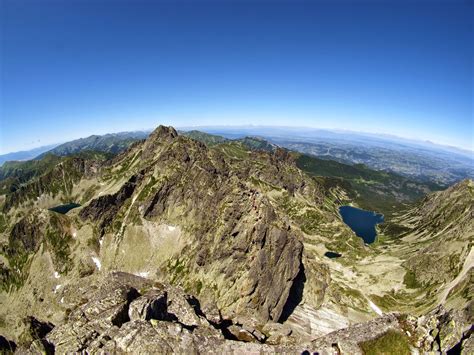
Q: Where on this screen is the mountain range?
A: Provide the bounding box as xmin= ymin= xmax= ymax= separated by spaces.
xmin=3 ymin=126 xmax=472 ymax=187
xmin=0 ymin=144 xmax=60 ymax=166
xmin=0 ymin=126 xmax=472 ymax=354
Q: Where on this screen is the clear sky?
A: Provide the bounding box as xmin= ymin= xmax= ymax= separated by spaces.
xmin=1 ymin=0 xmax=472 ymax=154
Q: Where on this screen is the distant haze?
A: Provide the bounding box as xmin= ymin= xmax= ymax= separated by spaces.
xmin=179 ymin=125 xmax=474 ymax=158
xmin=1 ymin=125 xmax=471 ymax=162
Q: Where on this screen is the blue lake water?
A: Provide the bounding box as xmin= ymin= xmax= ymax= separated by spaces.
xmin=339 ymin=206 xmax=384 ymax=244
xmin=49 ymin=203 xmax=81 ymax=214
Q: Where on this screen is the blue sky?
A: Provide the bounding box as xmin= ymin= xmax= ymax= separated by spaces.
xmin=1 ymin=0 xmax=472 ymax=154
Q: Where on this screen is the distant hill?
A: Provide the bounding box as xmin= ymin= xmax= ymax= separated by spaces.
xmin=294 ymin=153 xmax=442 ymax=215
xmin=37 ymin=131 xmax=150 ymax=158
xmin=0 ymin=130 xmax=147 ymax=194
xmin=181 ymin=130 xmax=277 ymax=152
xmin=0 ymin=151 xmax=112 ymax=195
xmin=237 ymin=136 xmax=277 ymax=152
xmin=0 ymin=144 xmax=59 ymax=166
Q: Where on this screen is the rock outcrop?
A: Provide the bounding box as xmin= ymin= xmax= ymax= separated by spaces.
xmin=30 ymin=272 xmax=291 ymax=353
xmin=2 ymin=209 xmax=73 ymax=290
xmin=9 ymin=272 xmax=472 ymax=354
xmin=79 ymin=171 xmax=145 ymax=236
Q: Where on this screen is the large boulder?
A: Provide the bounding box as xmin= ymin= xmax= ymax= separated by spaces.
xmin=128 ymin=288 xmax=168 ymax=321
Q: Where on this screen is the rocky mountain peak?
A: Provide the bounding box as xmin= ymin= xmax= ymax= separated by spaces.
xmin=149 ymin=125 xmax=178 ymax=140
xmin=140 ymin=125 xmax=179 ymax=160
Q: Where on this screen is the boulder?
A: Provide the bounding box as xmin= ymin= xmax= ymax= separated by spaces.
xmin=227 ymin=325 xmax=258 ymax=343
xmin=128 ymin=288 xmax=168 ymax=321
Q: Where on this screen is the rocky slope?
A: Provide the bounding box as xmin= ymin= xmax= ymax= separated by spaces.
xmin=1 ymin=154 xmax=105 ymax=214
xmin=392 ymin=179 xmax=473 ymax=311
xmin=2 ymin=272 xmax=472 ymax=354
xmin=0 ymin=125 xmax=472 ymax=353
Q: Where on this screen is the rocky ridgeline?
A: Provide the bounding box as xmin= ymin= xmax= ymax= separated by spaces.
xmin=2 ymin=272 xmax=472 ymax=354
xmin=9 ymin=272 xmax=298 ymax=353
xmin=78 ymin=126 xmax=311 ymax=323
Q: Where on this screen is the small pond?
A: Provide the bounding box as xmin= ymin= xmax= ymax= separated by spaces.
xmin=339 ymin=205 xmax=384 ymax=244
xmin=49 ymin=203 xmax=81 ymax=214
xmin=324 ymin=251 xmax=342 ymax=259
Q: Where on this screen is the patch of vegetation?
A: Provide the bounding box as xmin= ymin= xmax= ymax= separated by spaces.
xmin=380 ymin=222 xmax=411 ymax=239
xmin=250 ymin=176 xmax=282 ymax=192
xmin=343 ymin=286 xmax=365 ymax=300
xmin=137 ymin=176 xmax=157 ymax=201
xmin=45 ymin=228 xmax=72 ymax=274
xmin=300 ymin=209 xmax=323 ymax=234
xmin=87 ymin=236 xmax=100 ymax=253
xmin=448 ymin=253 xmax=462 ymax=275
xmin=330 ymin=283 xmax=368 ymax=313
xmin=82 ymin=184 xmax=100 ymax=203
xmin=0 ymin=214 xmax=9 ymax=233
xmin=276 ymin=194 xmax=329 ymax=235
xmin=128 ymin=207 xmax=143 ymax=225
xmin=77 ymin=259 xmax=95 ymax=278
xmin=368 ymin=290 xmax=421 ymax=312
xmin=214 ymin=142 xmax=249 ymax=160
xmin=168 ymin=258 xmax=188 ymax=284
xmin=114 ymin=151 xmax=140 ymax=176
xmin=295 ymin=153 xmax=440 ymax=217
xmin=0 ymin=249 xmax=31 ymax=292
xmin=195 ymin=280 xmax=203 ymax=294
xmin=403 ymin=269 xmax=422 ymax=289
xmin=359 ymin=329 xmax=411 ymax=355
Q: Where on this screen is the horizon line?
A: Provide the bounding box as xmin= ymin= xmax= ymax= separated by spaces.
xmin=178 ymin=124 xmax=474 ymax=154
xmin=1 ymin=123 xmax=473 ymax=156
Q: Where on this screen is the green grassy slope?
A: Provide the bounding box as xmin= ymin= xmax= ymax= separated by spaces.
xmin=295 ymin=153 xmax=442 ymax=215
xmin=0 ymin=151 xmax=111 ymax=197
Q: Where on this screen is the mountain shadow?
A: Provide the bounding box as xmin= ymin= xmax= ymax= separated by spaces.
xmin=278 ymin=263 xmax=306 ymax=323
